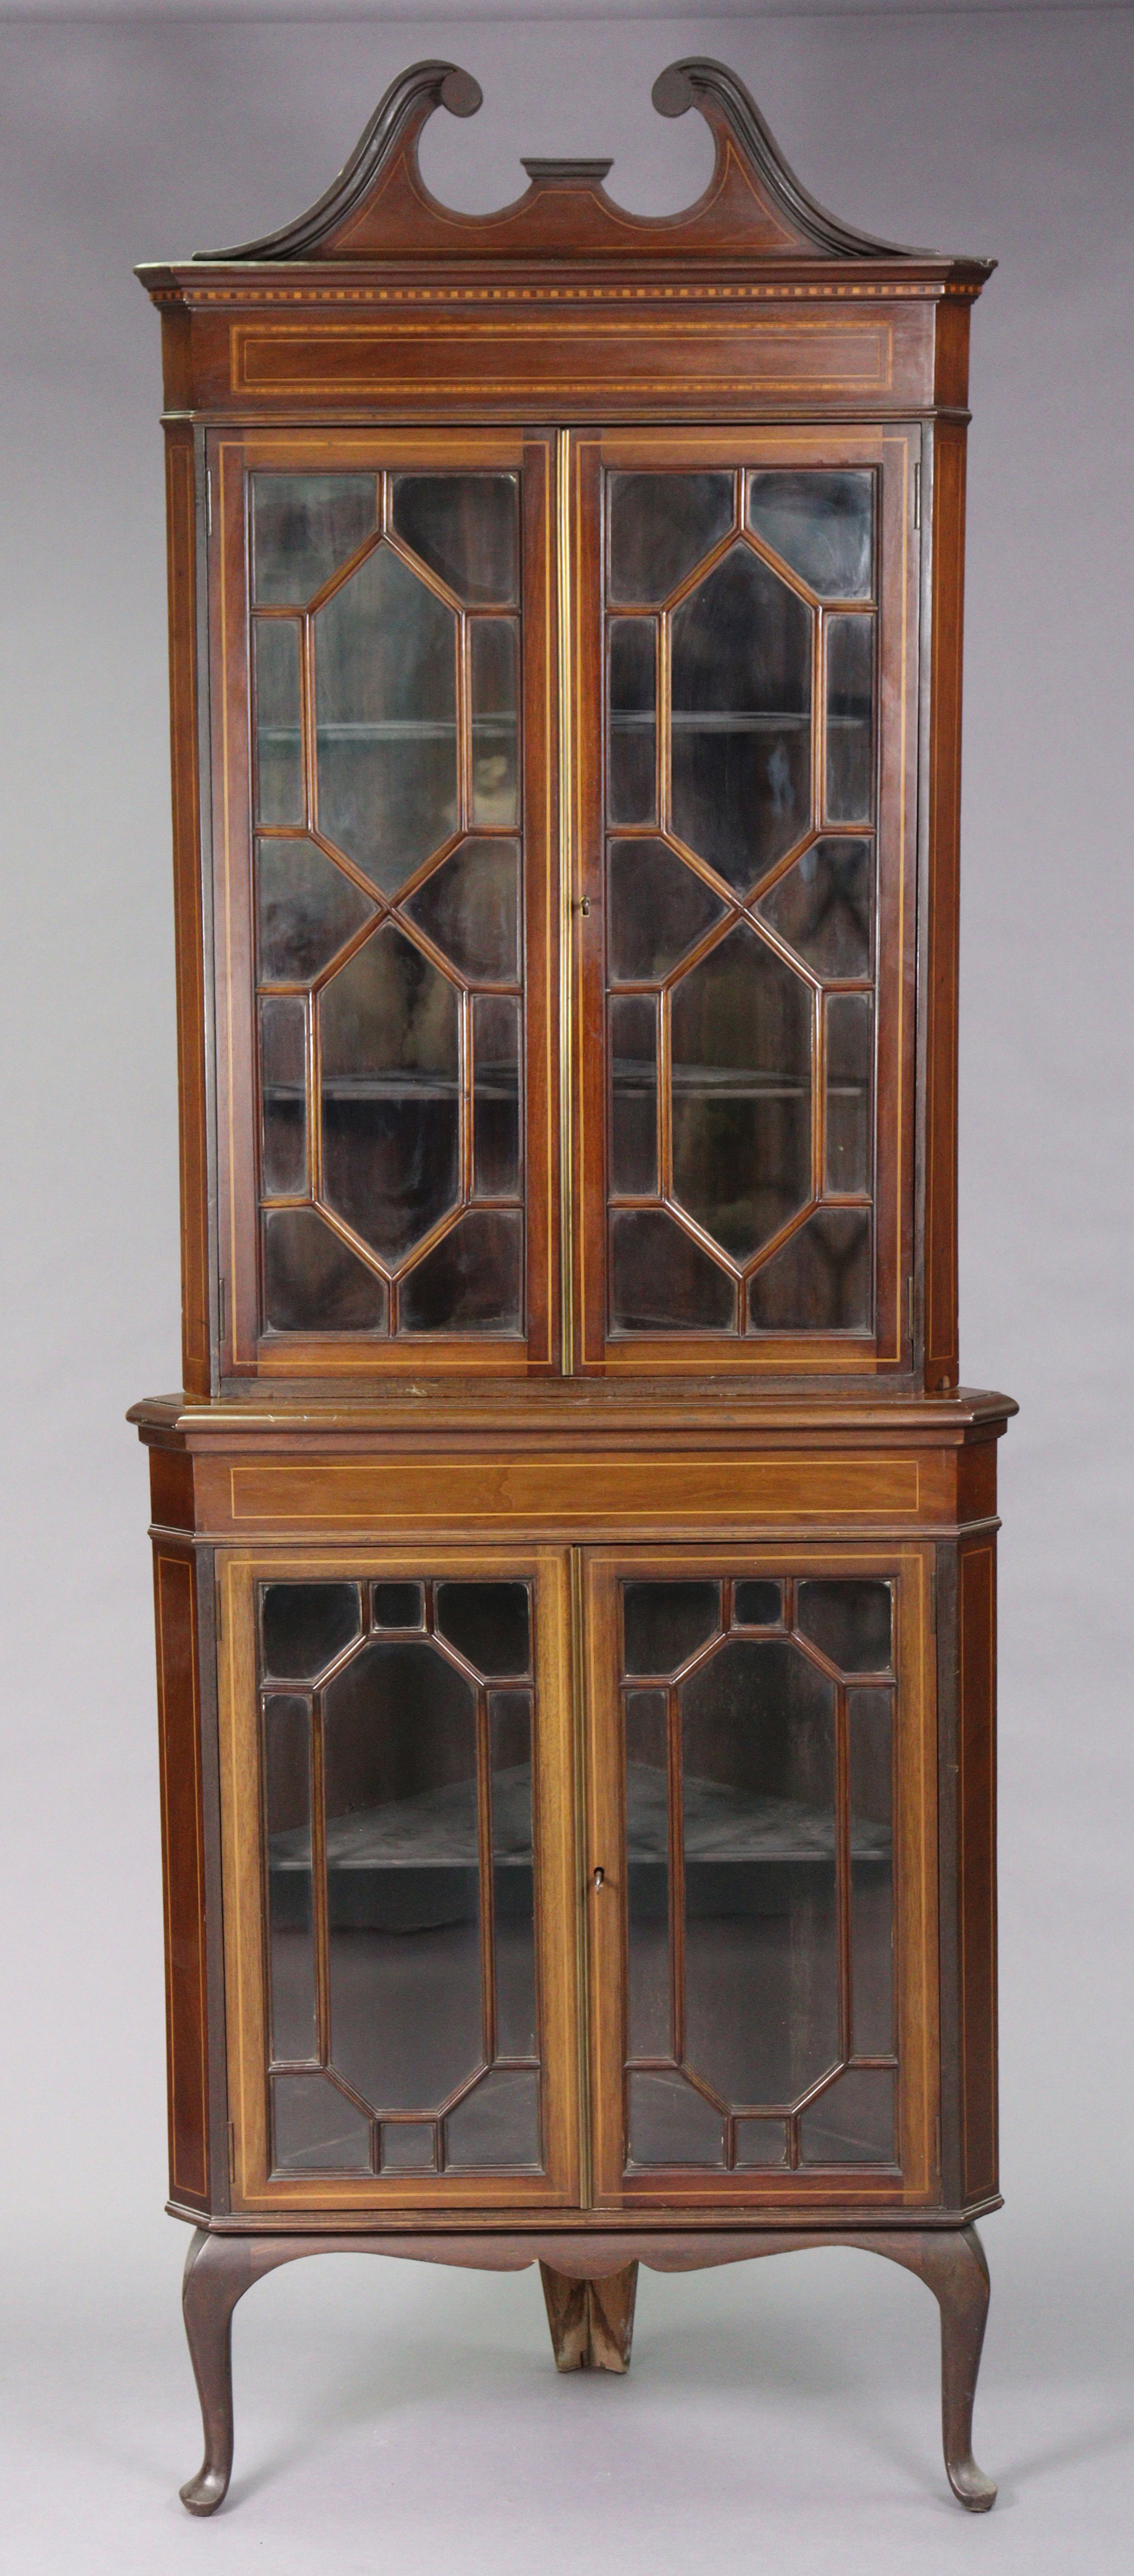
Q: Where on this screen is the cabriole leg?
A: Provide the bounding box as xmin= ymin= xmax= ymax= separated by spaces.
xmin=870 ymin=2225 xmax=996 ymax=2510
xmin=179 ymin=2229 xmax=257 ymax=2515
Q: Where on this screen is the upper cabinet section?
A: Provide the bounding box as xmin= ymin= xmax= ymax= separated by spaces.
xmin=145 ymin=62 xmax=992 ymax=1395
xmin=139 ymin=59 xmax=992 ymax=427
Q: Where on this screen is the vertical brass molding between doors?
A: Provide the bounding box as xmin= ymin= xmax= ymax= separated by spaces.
xmin=557 ymin=431 xmax=577 ymax=1375
xmin=569 ymin=1545 xmax=593 ymax=2204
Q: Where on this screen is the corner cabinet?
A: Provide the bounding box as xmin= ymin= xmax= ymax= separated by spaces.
xmin=133 ymin=59 xmax=1014 ymax=2516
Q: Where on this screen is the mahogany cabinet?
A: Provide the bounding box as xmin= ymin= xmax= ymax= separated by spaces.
xmin=132 ymin=57 xmax=1014 ymax=2514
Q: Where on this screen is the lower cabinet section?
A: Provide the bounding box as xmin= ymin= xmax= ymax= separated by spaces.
xmin=217 ymin=1541 xmax=938 ymax=2219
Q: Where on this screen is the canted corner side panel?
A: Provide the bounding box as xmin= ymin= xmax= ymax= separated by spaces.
xmin=922 ymin=422 xmax=967 ymax=1393
xmin=153 ymin=1546 xmax=211 ymax=2209
xmin=957 ymin=1540 xmax=998 ymax=2202
xmin=165 ymin=427 xmax=212 ymax=1401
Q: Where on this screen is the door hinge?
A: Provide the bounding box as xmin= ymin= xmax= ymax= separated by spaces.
xmin=929 ymin=1569 xmax=937 ymax=1633
xmin=227 ymin=2121 xmax=236 ymax=2184
xmin=913 ymin=461 xmax=921 ymax=530
xmin=218 ymin=1274 xmax=227 ymax=1345
xmin=205 ymin=466 xmax=213 ymax=538
xmin=907 ymin=1275 xmax=916 ymax=1343
xmin=215 ymin=1579 xmax=223 ymax=1643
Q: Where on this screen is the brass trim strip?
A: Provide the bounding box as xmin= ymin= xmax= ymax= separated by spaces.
xmin=570 ymin=1544 xmax=592 ymax=2207
xmin=557 ymin=429 xmax=576 ymax=1376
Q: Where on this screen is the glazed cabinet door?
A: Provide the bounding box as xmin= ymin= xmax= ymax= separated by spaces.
xmin=209 ymin=431 xmax=558 ymax=1377
xmin=218 ymin=1549 xmax=581 ymax=2212
xmin=567 ymin=430 xmax=920 ymax=1376
xmin=583 ymin=1547 xmax=939 ymax=2209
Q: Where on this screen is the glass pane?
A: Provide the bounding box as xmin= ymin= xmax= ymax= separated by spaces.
xmin=671 ymin=547 xmax=812 ymax=894
xmin=400 ymin=1210 xmax=522 ymax=1334
xmin=257 ymin=838 xmax=374 ymax=986
xmin=491 ymin=1690 xmax=537 ymax=2057
xmin=826 ymin=992 xmax=872 ymax=1195
xmin=391 ymin=474 xmax=518 ymax=607
xmin=263 ymin=1208 xmax=388 ymax=1334
xmin=473 ymin=995 xmax=521 ymax=1200
xmin=624 ymin=1582 xmax=720 ymax=1678
xmin=797 ymin=1580 xmax=892 ymax=1674
xmin=262 ymin=1582 xmax=362 ymax=1681
xmin=253 ymin=474 xmax=376 ymax=605
xmin=849 ymin=1687 xmax=895 ymax=2056
xmin=609 ymin=472 xmax=733 ymax=605
xmin=381 ymin=2121 xmax=436 ymax=2174
xmin=748 ymin=471 xmax=873 ymax=601
xmin=671 ymin=925 xmax=813 ymax=1260
xmin=608 ymin=619 xmax=656 ymax=825
xmin=445 ymin=2069 xmax=540 ymax=2168
xmin=681 ymin=1637 xmax=839 ymax=2108
xmin=372 ymin=1583 xmax=424 ymax=1630
xmin=825 ymin=615 xmax=874 ymax=824
xmin=609 ymin=995 xmax=657 ymax=1196
xmin=733 ymin=1581 xmax=783 ymax=1627
xmin=404 ymin=839 xmax=520 ymax=984
xmin=259 ymin=996 xmax=307 ymax=1198
xmin=253 ymin=621 xmax=303 ymax=827
xmin=608 ymin=839 xmax=727 ymax=984
xmin=436 ymin=1582 xmax=531 ymax=1677
xmin=610 ymin=1209 xmax=734 ymax=1334
xmin=264 ymin=1694 xmax=316 ymax=2063
xmin=471 ymin=620 xmax=519 ymax=830
xmin=323 ymin=1638 xmax=482 ymax=2109
xmin=628 ymin=2070 xmax=725 ymax=2167
xmin=734 ymin=2118 xmax=788 ymax=2167
xmin=319 ymin=925 xmax=459 ymax=1266
xmin=757 ymin=838 xmax=873 ymax=981
xmin=271 ymin=2072 xmax=372 ymax=2175
xmin=625 ymin=1690 xmax=669 ymax=2058
xmin=747 ymin=1209 xmax=870 ymax=1335
xmin=314 ymin=543 xmax=458 ymax=892
xmin=800 ymin=2067 xmax=896 ymax=2164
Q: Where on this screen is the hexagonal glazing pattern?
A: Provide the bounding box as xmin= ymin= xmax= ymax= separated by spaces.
xmin=319 ymin=924 xmax=460 ymax=1267
xmin=670 ymin=544 xmax=813 ymax=895
xmin=604 ymin=464 xmax=880 ymax=1344
xmin=669 ymin=923 xmax=813 ymax=1262
xmin=249 ymin=470 xmax=527 ymax=1341
xmin=314 ymin=541 xmax=459 ymax=894
xmin=618 ymin=1572 xmax=896 ymax=2174
xmin=257 ymin=1575 xmax=542 ymax=2180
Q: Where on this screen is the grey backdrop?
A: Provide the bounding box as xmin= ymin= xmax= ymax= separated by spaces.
xmin=1 ymin=7 xmax=1131 ymax=2567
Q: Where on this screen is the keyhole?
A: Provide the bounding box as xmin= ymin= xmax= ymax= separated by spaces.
xmin=592 ymin=1865 xmax=605 ymax=1888
xmin=579 ymin=896 xmax=590 ymax=917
